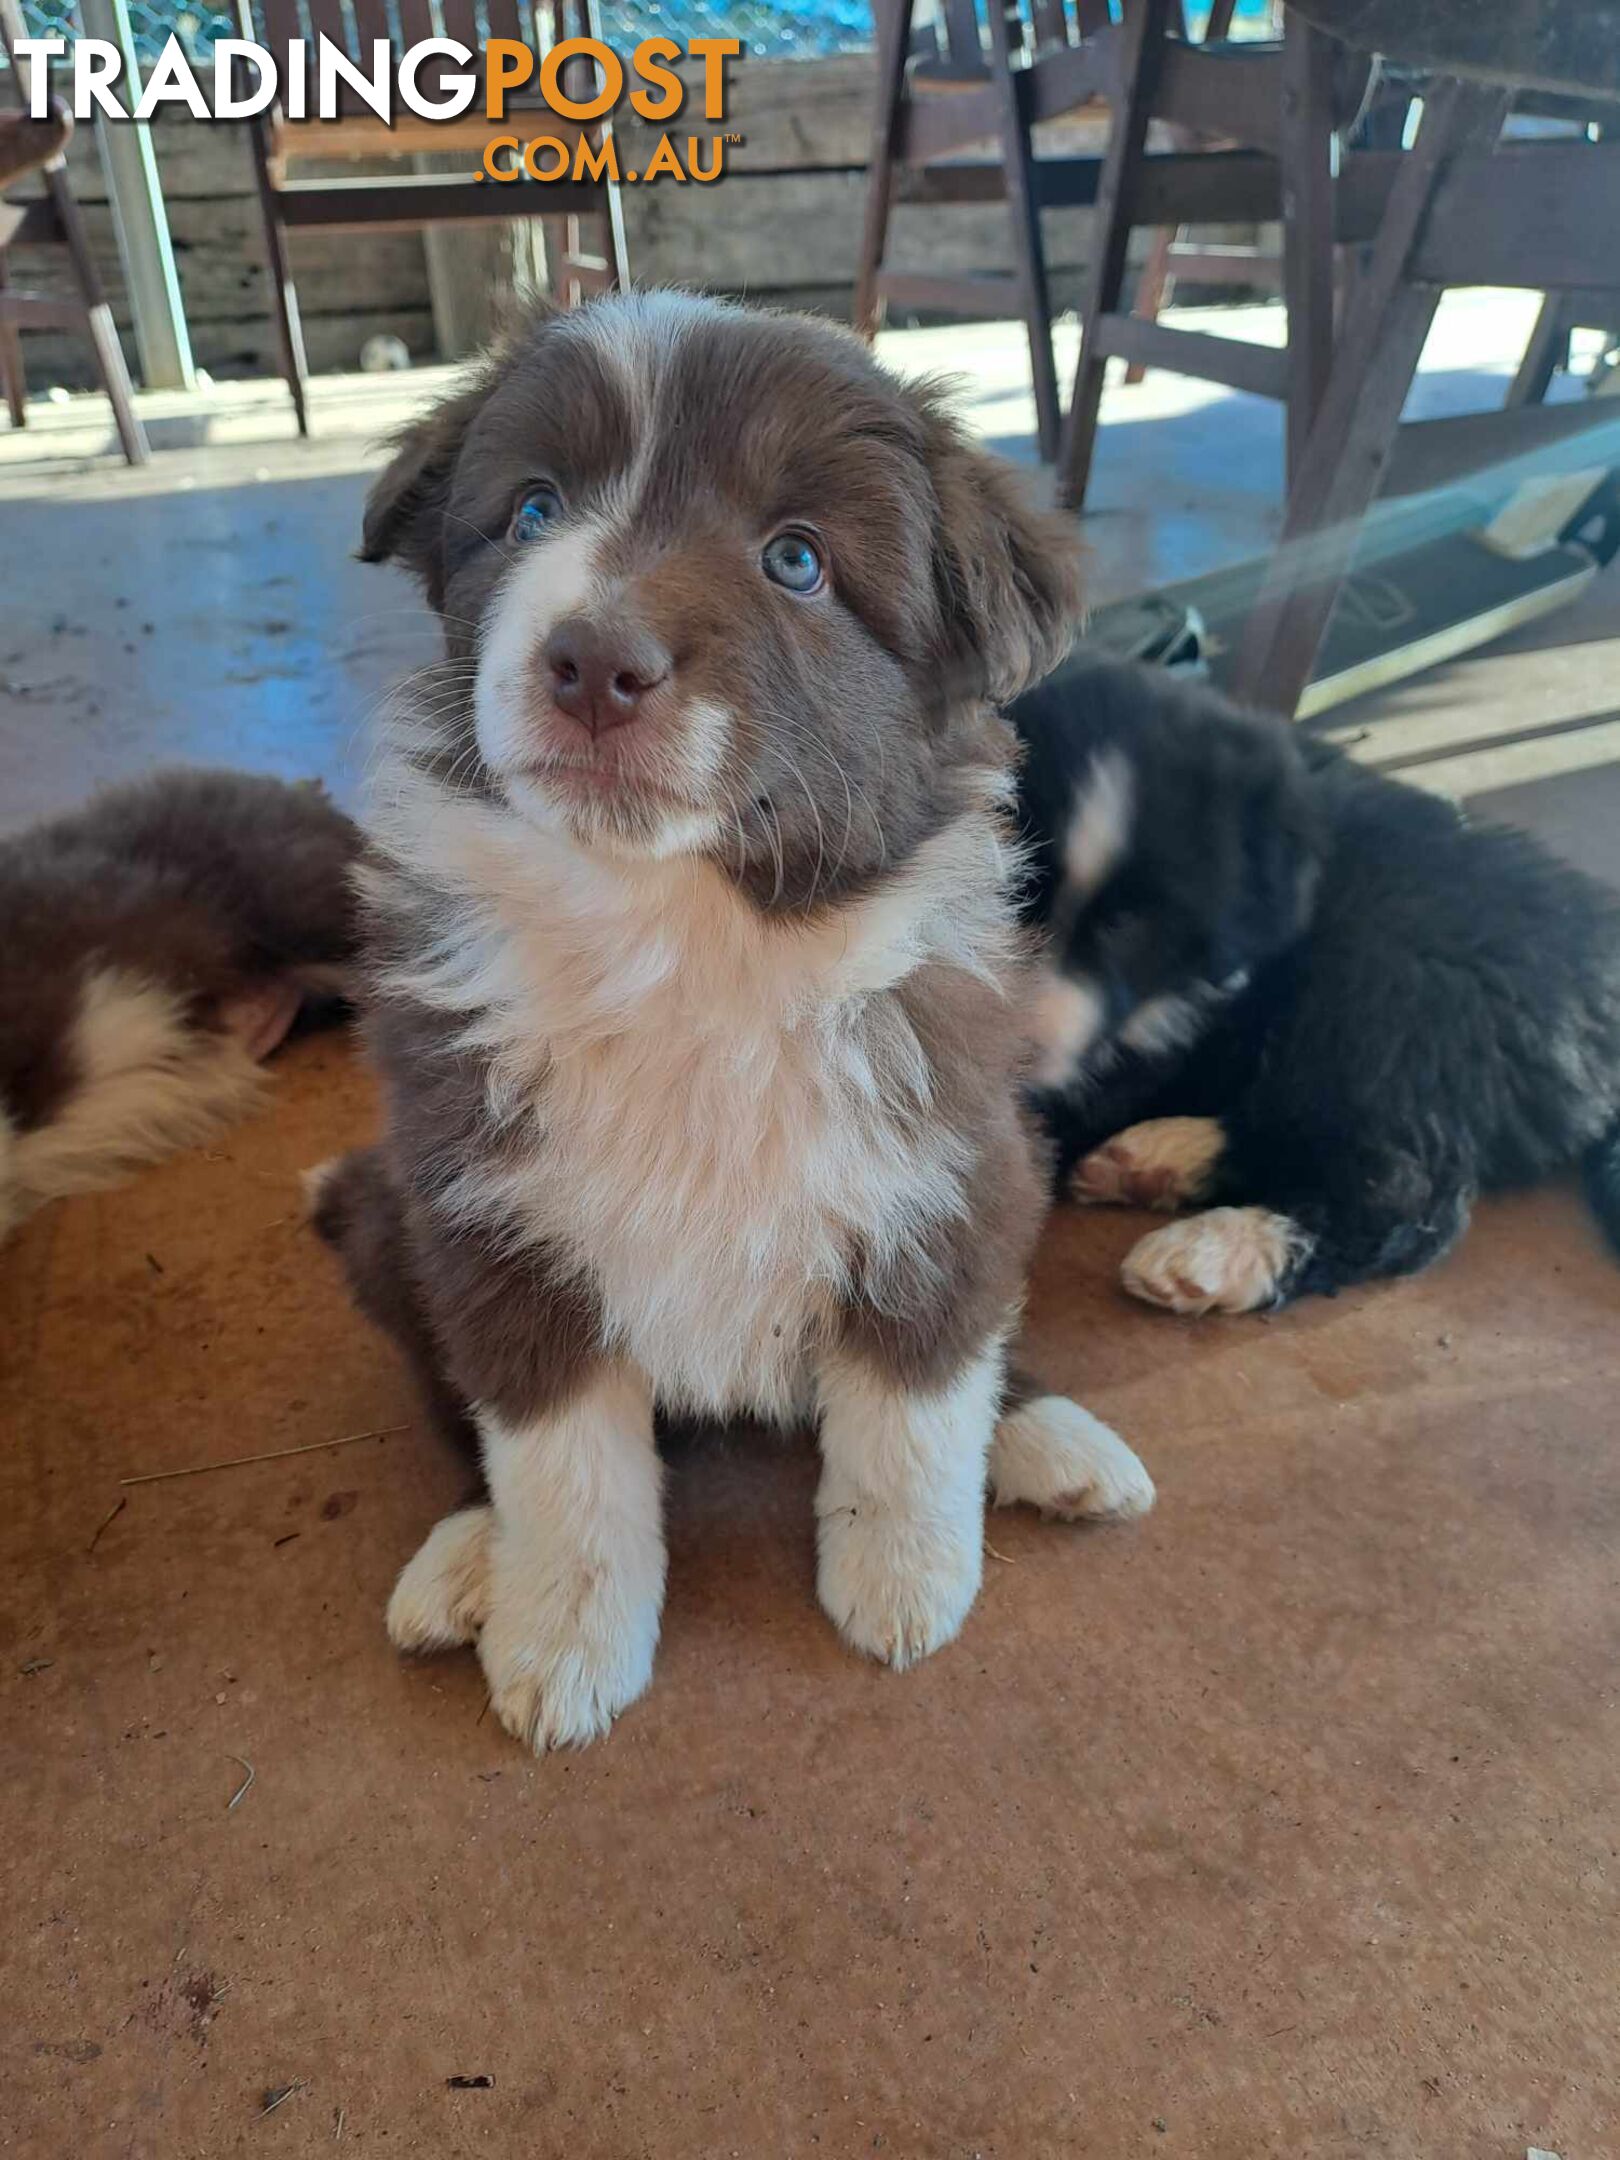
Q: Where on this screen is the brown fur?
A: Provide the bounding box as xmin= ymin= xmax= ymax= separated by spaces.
xmin=362 ymin=994 xmax=606 ymax=1430
xmin=319 ymin=961 xmax=1050 ymax=1464
xmin=362 ymin=299 xmax=1082 ymax=914
xmin=0 ymin=767 xmax=360 ymax=1137
xmin=340 ymin=293 xmax=1084 ymax=1435
xmin=307 ymin=1143 xmax=481 ymax=1459
xmin=837 ymin=960 xmax=1048 ymax=1392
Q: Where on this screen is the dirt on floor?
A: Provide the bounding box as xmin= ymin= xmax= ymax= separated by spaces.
xmin=4 ymin=1026 xmax=1618 ymax=2159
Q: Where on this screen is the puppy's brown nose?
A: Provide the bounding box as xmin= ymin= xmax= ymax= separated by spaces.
xmin=543 ymin=616 xmax=671 ymax=737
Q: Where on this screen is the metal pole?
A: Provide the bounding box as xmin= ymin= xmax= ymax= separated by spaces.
xmin=77 ymin=0 xmax=195 ymax=389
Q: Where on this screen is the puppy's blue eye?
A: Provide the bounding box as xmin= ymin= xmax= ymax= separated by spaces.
xmin=761 ymin=530 xmax=825 ymax=595
xmin=511 ymin=483 xmax=565 ymax=542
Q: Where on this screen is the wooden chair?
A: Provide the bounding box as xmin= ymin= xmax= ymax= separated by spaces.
xmin=1058 ymin=0 xmax=1366 ymax=506
xmin=1119 ymin=0 xmax=1263 ymax=384
xmin=1506 ymin=110 xmax=1620 ymax=412
xmin=239 ymin=0 xmax=627 ymax=434
xmin=855 ymin=3 xmax=1339 ymax=460
xmin=0 ymin=0 xmax=148 ymax=464
xmin=1228 ymin=0 xmax=1620 ymax=714
xmin=855 ymin=0 xmax=1124 ymax=459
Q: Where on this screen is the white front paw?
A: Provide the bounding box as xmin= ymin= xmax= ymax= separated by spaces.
xmin=990 ymin=1396 xmax=1155 ymax=1521
xmin=387 ymin=1506 xmax=494 ymax=1651
xmin=817 ymin=1501 xmax=982 ymax=1670
xmin=477 ymin=1530 xmax=661 ymax=1753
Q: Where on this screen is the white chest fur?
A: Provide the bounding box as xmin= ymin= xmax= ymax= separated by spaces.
xmin=370 ymin=779 xmax=1019 ymax=1420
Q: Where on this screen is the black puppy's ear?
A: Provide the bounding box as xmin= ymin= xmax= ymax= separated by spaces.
xmin=916 ymin=386 xmax=1087 ymax=702
xmin=358 ymin=367 xmax=498 ymax=607
xmin=1214 ymin=722 xmax=1324 ymax=975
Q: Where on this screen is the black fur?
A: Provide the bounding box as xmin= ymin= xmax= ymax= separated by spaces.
xmin=1013 ymin=651 xmax=1620 ymax=1304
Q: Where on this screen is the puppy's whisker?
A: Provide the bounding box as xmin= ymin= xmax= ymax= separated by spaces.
xmin=346 ymin=606 xmax=482 ymax=631
xmin=442 ymin=509 xmax=516 ymax=570
xmin=777 ymin=716 xmax=887 ymax=883
xmin=774 ymin=741 xmax=827 ymax=910
xmin=714 ymin=778 xmax=751 ymax=886
xmin=761 ymin=791 xmax=786 ymax=910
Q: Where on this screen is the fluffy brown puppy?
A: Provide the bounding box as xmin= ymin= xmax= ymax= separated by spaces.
xmin=326 ymin=293 xmax=1154 ymax=1752
xmin=1 ymin=768 xmax=359 ymax=1238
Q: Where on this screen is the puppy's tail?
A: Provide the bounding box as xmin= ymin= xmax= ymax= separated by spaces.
xmin=2 ymin=972 xmax=271 ymax=1240
xmin=1584 ymin=1120 xmax=1620 ymax=1262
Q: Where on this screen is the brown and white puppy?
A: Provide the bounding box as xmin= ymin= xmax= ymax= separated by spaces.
xmin=0 ymin=768 xmax=359 ymax=1240
xmin=332 ymin=292 xmax=1154 ymax=1753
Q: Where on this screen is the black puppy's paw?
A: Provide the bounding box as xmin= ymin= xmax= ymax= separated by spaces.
xmin=1121 ymin=1206 xmax=1311 ymax=1315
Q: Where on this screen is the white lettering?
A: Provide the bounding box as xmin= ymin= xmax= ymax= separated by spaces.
xmin=398 ymin=38 xmax=476 ymax=120
xmin=211 ymin=39 xmax=278 ymax=120
xmin=132 ymin=36 xmax=210 ymax=119
xmin=316 ymin=34 xmax=391 ymax=122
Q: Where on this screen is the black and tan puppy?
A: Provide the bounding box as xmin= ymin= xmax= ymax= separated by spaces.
xmin=1 ymin=768 xmax=360 ymax=1238
xmin=1015 ymin=650 xmax=1620 ymax=1313
xmin=314 ymin=292 xmax=1155 ymax=1754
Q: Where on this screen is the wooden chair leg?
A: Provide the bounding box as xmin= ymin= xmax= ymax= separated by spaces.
xmin=1279 ymin=13 xmax=1335 ymax=485
xmin=854 ymin=0 xmax=914 ymax=339
xmin=986 ymin=0 xmax=1061 ymax=457
xmin=84 ymin=300 xmax=147 ymax=464
xmin=0 ymin=319 xmax=24 ymax=427
xmin=600 ymin=175 xmax=629 ymax=291
xmin=46 ymin=162 xmax=148 ymax=465
xmin=248 ymin=119 xmax=309 ymax=437
xmin=1123 ymin=222 xmax=1177 ymax=386
xmin=1507 ymin=294 xmax=1570 ymax=408
xmin=581 ymin=0 xmax=627 ymax=289
xmin=0 ymin=257 xmax=27 ymax=428
xmin=1057 ymin=0 xmax=1175 ymax=510
xmin=1121 ymin=0 xmax=1239 ymax=390
xmin=541 ymin=215 xmax=567 ymax=301
xmin=1229 ymin=79 xmax=1510 ymax=716
xmin=551 ymin=208 xmax=619 ymax=306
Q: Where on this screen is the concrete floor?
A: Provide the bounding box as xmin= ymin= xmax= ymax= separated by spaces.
xmin=4 ymin=301 xmax=1619 ymax=2156
xmin=4 ymin=291 xmax=1618 ymax=852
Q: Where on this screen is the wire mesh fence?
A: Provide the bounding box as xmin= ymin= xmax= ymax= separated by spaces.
xmin=11 ymin=0 xmax=1280 ymax=71
xmin=15 ymin=0 xmax=878 ymax=64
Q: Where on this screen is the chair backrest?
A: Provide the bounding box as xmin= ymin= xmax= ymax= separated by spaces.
xmin=1042 ymin=0 xmax=1116 ymax=50
xmin=236 ymin=0 xmax=605 ymax=116
xmin=915 ymin=0 xmax=1119 ymax=83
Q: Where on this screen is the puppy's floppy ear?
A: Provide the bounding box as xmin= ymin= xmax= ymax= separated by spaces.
xmin=1208 ymin=718 xmax=1324 ymax=976
xmin=358 ymin=367 xmax=497 ymax=609
xmin=916 ymin=386 xmax=1087 ymax=702
xmin=361 ymin=297 xmax=563 ymax=597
